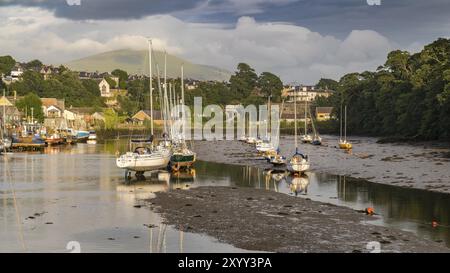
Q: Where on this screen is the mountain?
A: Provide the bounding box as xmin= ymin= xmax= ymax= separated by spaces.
xmin=64 ymin=49 xmax=232 ymax=81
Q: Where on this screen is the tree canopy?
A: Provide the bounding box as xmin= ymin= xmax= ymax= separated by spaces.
xmin=15 ymin=93 xmax=45 ymax=123
xmin=257 ymin=72 xmax=283 ymax=102
xmin=10 ymin=70 xmax=104 ymax=108
xmin=0 ymin=55 xmax=16 ymax=75
xmin=314 ymin=38 xmax=450 ymax=140
xmin=112 ymin=69 xmax=129 ymax=89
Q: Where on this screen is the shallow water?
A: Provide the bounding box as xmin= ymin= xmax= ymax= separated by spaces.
xmin=0 ymin=145 xmax=251 ymax=253
xmin=1 ymin=142 xmax=449 ymax=252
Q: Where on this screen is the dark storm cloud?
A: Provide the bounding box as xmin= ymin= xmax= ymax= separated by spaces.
xmin=185 ymin=0 xmax=450 ymax=46
xmin=0 ymin=0 xmax=204 ymax=20
xmin=1 ymin=0 xmax=449 ymax=46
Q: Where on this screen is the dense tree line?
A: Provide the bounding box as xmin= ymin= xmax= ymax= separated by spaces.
xmin=185 ymin=63 xmax=283 ymax=107
xmin=314 ymin=38 xmax=450 ymax=140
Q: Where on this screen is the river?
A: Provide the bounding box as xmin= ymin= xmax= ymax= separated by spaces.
xmin=0 ymin=141 xmax=449 ymax=252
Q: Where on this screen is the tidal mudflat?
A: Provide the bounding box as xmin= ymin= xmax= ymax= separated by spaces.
xmin=193 ymin=136 xmax=450 ymax=193
xmin=149 ymin=186 xmax=448 ymax=253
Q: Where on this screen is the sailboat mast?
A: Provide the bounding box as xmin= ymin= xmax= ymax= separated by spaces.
xmin=164 ymin=51 xmax=169 ymax=137
xmin=268 ymin=95 xmax=271 ymax=141
xmin=181 ymin=65 xmax=185 ymax=140
xmin=2 ymin=106 xmax=5 ymax=140
xmin=156 ymin=64 xmax=167 ymax=135
xmin=344 ymin=105 xmax=347 ymax=142
xmin=148 ymin=39 xmax=154 ymax=136
xmin=305 ymin=91 xmax=308 ymax=136
xmin=168 ymin=82 xmax=173 ymax=119
xmin=340 ymin=103 xmax=343 ymax=142
xmin=294 ymin=91 xmax=298 ymax=150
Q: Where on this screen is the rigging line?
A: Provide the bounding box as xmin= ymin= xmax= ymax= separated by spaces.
xmin=3 ymin=154 xmax=28 ymax=252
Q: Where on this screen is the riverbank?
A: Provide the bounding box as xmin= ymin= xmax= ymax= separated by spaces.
xmin=147 ymin=186 xmax=449 ymax=253
xmin=192 ymin=135 xmax=450 ymax=194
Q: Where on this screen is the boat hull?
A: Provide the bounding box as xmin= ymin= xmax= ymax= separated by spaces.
xmin=288 ymin=155 xmax=310 ymax=173
xmin=116 ymin=152 xmax=170 ymax=172
xmin=170 ymin=153 xmax=196 ymax=170
xmin=339 ymin=143 xmax=352 ymax=149
xmin=46 ymin=138 xmax=64 ymax=145
xmin=288 ymin=163 xmax=310 ymax=173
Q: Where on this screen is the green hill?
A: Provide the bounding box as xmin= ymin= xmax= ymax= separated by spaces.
xmin=64 ymin=49 xmax=231 ymax=81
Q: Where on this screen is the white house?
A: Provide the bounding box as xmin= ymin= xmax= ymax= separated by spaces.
xmin=286 ymin=85 xmax=334 ymax=102
xmin=10 ymin=66 xmax=23 ymax=82
xmin=98 ymin=78 xmax=112 ymax=97
xmin=45 ymin=105 xmax=62 ymax=118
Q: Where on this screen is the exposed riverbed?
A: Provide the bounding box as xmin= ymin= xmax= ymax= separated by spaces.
xmin=149 ymin=186 xmax=448 ymax=253
xmin=193 ymin=135 xmax=450 ymax=193
xmin=1 ymin=138 xmax=449 ymax=253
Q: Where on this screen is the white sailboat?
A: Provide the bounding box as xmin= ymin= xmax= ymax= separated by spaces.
xmin=269 ymin=100 xmax=287 ymax=166
xmin=339 ymin=104 xmax=352 ymax=149
xmin=309 ymin=108 xmax=322 ymax=145
xmin=256 ymin=96 xmax=276 ymax=153
xmin=170 ymin=65 xmax=197 ymax=172
xmin=288 ymin=91 xmax=310 ymax=173
xmin=301 ymin=95 xmax=312 ymax=143
xmin=116 ymin=39 xmax=171 ymax=179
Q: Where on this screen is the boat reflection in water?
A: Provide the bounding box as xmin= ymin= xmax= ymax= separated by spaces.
xmin=287 ymin=174 xmax=310 ymax=196
xmin=115 ymin=169 xmax=197 ymax=253
xmin=116 ymin=169 xmax=197 ymax=197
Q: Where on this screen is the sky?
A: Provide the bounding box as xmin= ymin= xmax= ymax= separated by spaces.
xmin=0 ymin=0 xmax=449 ymax=84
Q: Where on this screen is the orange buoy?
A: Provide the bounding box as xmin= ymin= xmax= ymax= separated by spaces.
xmin=432 ymin=220 xmax=438 ymax=228
xmin=365 ymin=207 xmax=375 ymax=215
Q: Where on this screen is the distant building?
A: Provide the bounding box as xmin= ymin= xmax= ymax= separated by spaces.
xmin=316 ymin=107 xmax=333 ymax=121
xmin=40 ymin=66 xmax=59 ymax=80
xmin=10 ymin=64 xmax=24 ymax=82
xmin=98 ymin=78 xmax=112 ymax=97
xmin=185 ymin=79 xmax=198 ymax=90
xmin=0 ymin=96 xmax=21 ymax=127
xmin=131 ymin=110 xmax=163 ymax=125
xmin=284 ymin=85 xmax=334 ymax=102
xmin=41 ymin=98 xmax=65 ymax=117
xmin=46 ymin=105 xmax=63 ymax=118
xmin=92 ymin=112 xmax=105 ymax=123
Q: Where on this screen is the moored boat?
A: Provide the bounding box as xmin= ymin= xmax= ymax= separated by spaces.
xmin=339 ymin=105 xmax=352 ymax=150
xmin=45 ymin=133 xmax=64 ymax=146
xmin=76 ymin=131 xmax=90 ymax=143
xmin=170 ymin=147 xmax=196 ymax=171
xmin=288 ymin=151 xmax=310 ymax=173
xmin=288 ymin=91 xmax=310 ymax=174
xmin=87 ymin=130 xmax=97 ymax=144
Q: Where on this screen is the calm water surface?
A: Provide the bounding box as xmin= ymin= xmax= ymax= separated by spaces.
xmin=0 ymin=142 xmax=449 ymax=252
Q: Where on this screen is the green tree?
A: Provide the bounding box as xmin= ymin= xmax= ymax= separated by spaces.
xmin=111 ymin=69 xmax=128 ymax=89
xmin=16 ymin=93 xmax=45 ymax=122
xmin=25 ymin=59 xmax=43 ymax=71
xmin=105 ymin=77 xmax=117 ymax=89
xmin=104 ymin=108 xmax=119 ymax=129
xmin=0 ymin=55 xmax=16 ymax=75
xmin=229 ymin=63 xmax=258 ymax=100
xmin=315 ymin=38 xmax=450 ymax=140
xmin=257 ymin=72 xmax=283 ymax=102
xmin=315 ymin=78 xmax=339 ymax=90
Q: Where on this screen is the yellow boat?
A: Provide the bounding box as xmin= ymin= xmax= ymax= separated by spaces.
xmin=339 ymin=105 xmax=353 ymax=150
xmin=339 ymin=141 xmax=352 ymax=150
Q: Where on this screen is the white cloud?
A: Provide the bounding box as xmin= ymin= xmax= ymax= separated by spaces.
xmin=0 ymin=6 xmax=397 ymax=83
